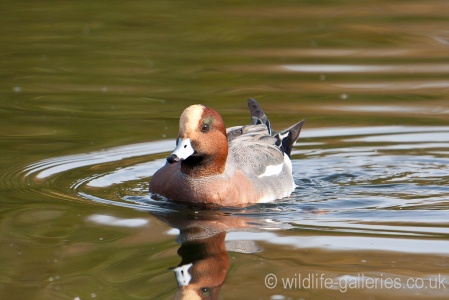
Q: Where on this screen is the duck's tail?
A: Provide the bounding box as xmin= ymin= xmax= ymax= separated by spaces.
xmin=248 ymin=98 xmax=272 ymax=135
xmin=247 ymin=98 xmax=304 ymax=157
xmin=274 ymin=120 xmax=304 ymax=157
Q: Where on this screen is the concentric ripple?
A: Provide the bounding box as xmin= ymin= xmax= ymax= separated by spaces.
xmin=18 ymin=125 xmax=449 ymax=250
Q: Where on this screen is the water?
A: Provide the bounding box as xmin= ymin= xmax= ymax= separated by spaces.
xmin=1 ymin=1 xmax=449 ymax=299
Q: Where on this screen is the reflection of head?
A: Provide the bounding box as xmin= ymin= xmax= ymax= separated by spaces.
xmin=151 ymin=209 xmax=268 ymax=299
xmin=174 ymin=231 xmax=229 ymax=300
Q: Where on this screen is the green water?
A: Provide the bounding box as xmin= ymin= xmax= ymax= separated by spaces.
xmin=1 ymin=1 xmax=449 ymax=299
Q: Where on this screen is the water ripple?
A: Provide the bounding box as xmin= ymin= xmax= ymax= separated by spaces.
xmin=14 ymin=125 xmax=449 ymax=240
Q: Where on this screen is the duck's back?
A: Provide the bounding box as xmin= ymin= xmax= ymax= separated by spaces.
xmin=226 ymin=124 xmax=295 ymax=203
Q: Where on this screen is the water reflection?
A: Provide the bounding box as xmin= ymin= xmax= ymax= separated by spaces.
xmin=16 ymin=124 xmax=449 ymax=299
xmin=2 ymin=0 xmax=449 ymax=298
xmin=152 ymin=210 xmax=263 ymax=299
xmin=282 ymin=64 xmax=449 ymax=73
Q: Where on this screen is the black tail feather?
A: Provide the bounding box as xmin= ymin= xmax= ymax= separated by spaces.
xmin=275 ymin=120 xmax=304 ymax=157
xmin=248 ymin=98 xmax=304 ymax=157
xmin=248 ymin=98 xmax=272 ymax=135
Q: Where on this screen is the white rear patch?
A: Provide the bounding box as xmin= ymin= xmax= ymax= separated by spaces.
xmin=283 ymin=153 xmax=292 ymax=172
xmin=278 ymin=130 xmax=288 ymax=141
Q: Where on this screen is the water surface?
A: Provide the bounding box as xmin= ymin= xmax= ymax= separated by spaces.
xmin=1 ymin=1 xmax=449 ymax=299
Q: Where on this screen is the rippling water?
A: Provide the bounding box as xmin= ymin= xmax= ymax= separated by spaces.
xmin=1 ymin=1 xmax=449 ymax=299
xmin=13 ymin=124 xmax=449 ymax=299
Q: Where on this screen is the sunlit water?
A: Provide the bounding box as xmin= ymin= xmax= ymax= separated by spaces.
xmin=24 ymin=125 xmax=449 ymax=233
xmin=12 ymin=125 xmax=449 ymax=299
xmin=2 ymin=0 xmax=449 ymax=299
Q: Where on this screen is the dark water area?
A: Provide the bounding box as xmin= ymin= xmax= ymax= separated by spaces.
xmin=1 ymin=1 xmax=449 ymax=299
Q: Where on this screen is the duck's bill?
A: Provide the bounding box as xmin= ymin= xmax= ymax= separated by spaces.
xmin=167 ymin=138 xmax=194 ymax=163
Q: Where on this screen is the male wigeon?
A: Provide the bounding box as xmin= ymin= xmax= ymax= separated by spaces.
xmin=149 ymin=99 xmax=304 ymax=206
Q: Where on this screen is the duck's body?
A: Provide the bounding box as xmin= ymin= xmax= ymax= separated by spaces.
xmin=149 ymin=99 xmax=304 ymax=206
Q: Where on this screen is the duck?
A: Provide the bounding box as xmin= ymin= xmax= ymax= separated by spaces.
xmin=149 ymin=99 xmax=304 ymax=206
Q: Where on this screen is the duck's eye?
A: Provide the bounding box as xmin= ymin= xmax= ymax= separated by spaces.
xmin=200 ymin=287 xmax=211 ymax=296
xmin=201 ymin=123 xmax=210 ymax=132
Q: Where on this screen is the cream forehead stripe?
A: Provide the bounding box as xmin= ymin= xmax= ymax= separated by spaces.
xmin=179 ymin=105 xmax=204 ymax=134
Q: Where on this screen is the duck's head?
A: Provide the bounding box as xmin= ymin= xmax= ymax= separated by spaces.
xmin=167 ymin=104 xmax=228 ymax=176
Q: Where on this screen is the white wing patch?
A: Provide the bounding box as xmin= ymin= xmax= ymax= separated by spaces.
xmin=258 ymin=162 xmax=284 ymax=178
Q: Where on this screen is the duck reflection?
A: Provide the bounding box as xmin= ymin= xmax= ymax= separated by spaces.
xmin=152 ymin=209 xmax=264 ymax=300
xmin=174 ymin=230 xmax=228 ymax=299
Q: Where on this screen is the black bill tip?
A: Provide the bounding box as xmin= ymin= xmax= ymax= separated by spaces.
xmin=167 ymin=154 xmax=179 ymax=164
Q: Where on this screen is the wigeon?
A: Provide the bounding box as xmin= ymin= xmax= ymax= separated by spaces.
xmin=149 ymin=99 xmax=304 ymax=206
